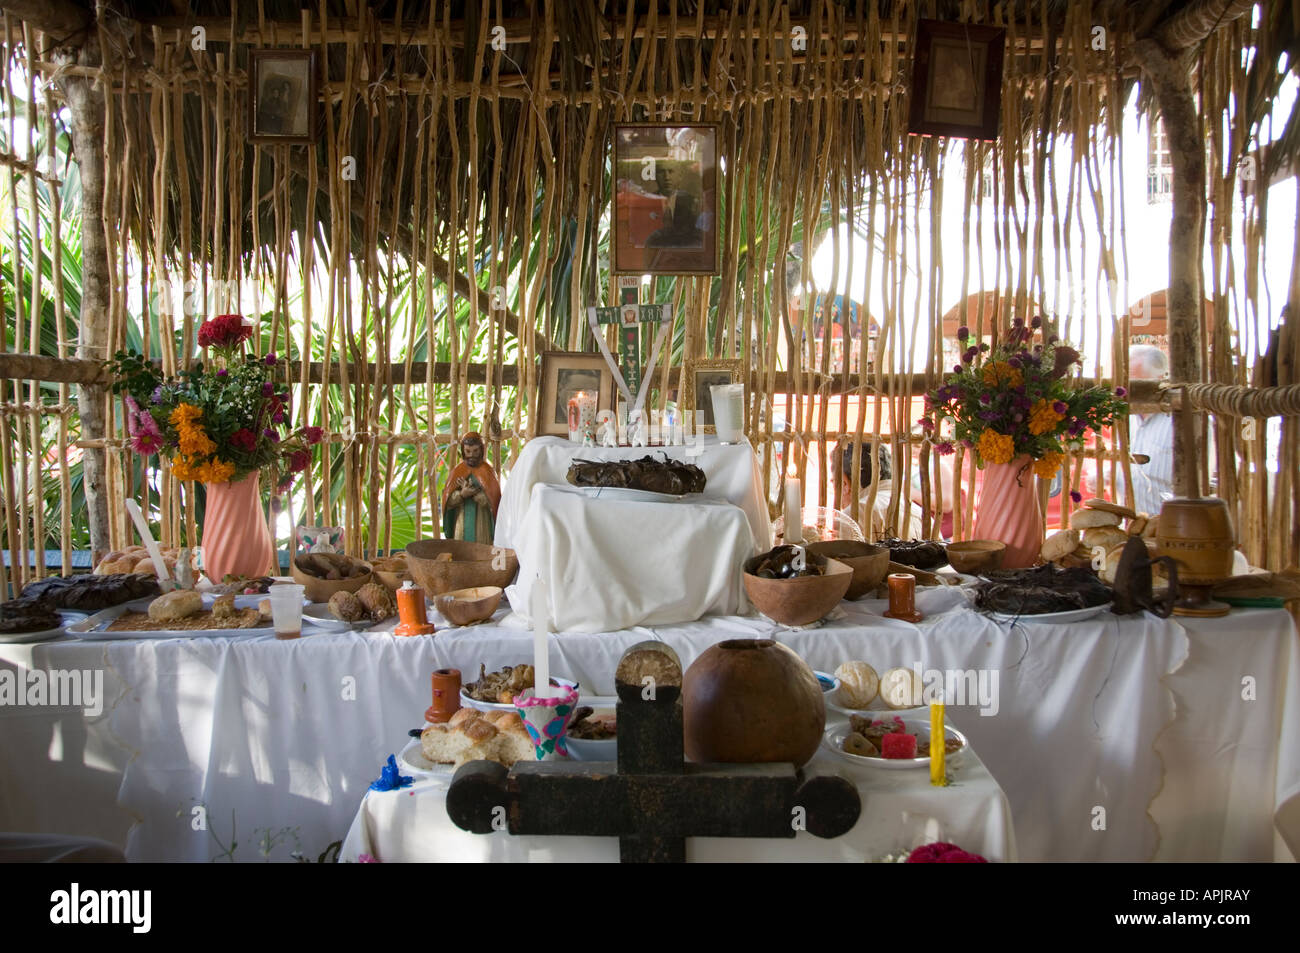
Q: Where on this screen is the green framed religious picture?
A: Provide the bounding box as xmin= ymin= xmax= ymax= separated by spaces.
xmin=612 ymin=123 xmax=720 ymax=276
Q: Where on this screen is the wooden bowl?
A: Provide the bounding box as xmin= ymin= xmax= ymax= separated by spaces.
xmin=289 ymin=557 xmax=372 ymax=604
xmin=405 ymin=539 xmax=519 ymax=596
xmin=370 ymin=555 xmax=412 ymax=592
xmin=805 ymin=540 xmax=890 ymax=600
xmin=742 ymin=554 xmax=853 ymax=626
xmin=434 ymin=586 xmax=504 ymax=626
xmin=946 ymin=540 xmax=1006 ymax=575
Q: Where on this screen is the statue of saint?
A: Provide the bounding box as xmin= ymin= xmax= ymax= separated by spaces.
xmin=441 ymin=432 xmax=502 ymax=543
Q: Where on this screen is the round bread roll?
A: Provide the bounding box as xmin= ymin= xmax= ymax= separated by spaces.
xmin=1071 ymin=508 xmax=1123 ymax=529
xmin=1041 ymin=529 xmax=1080 ymax=563
xmin=147 ymin=589 xmax=202 ymax=622
xmin=1083 ymin=498 xmax=1138 ymax=520
xmin=1099 ymin=545 xmax=1126 ymax=584
xmin=880 ymin=667 xmax=924 ymax=709
xmin=833 ymin=661 xmax=880 ymax=709
xmin=1128 ymin=516 xmax=1149 ymax=537
xmin=1083 ymin=526 xmax=1129 ymax=552
xmin=95 ymin=550 xmax=127 ymax=574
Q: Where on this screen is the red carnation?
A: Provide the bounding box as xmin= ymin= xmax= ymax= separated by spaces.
xmin=289 ymin=450 xmax=310 ymax=473
xmin=303 ymin=426 xmax=324 ymax=445
xmin=229 ymin=428 xmax=258 ymax=453
xmin=197 ymin=314 xmax=252 ymax=351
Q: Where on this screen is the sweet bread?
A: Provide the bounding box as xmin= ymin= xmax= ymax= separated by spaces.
xmin=147 ymin=589 xmax=202 ymax=622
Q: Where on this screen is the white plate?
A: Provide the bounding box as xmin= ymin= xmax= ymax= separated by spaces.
xmin=460 ymin=676 xmax=579 ymax=713
xmin=66 ymin=604 xmax=275 ymax=641
xmin=301 ymin=603 xmax=370 ymax=631
xmin=0 ymin=626 xmax=67 ymax=644
xmin=827 ymin=699 xmax=928 ymax=719
xmin=822 ymin=719 xmax=969 ymax=770
xmin=985 ymin=602 xmax=1113 ymax=625
xmin=398 ymin=737 xmax=454 ymax=778
xmin=579 ymin=486 xmax=702 ymax=503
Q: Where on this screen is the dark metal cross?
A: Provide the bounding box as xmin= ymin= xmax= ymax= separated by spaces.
xmin=446 ymin=642 xmax=861 ymax=862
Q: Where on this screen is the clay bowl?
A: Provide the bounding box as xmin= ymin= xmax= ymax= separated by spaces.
xmin=290 ymin=557 xmax=373 ymax=604
xmin=742 ymin=552 xmax=853 ymax=626
xmin=946 ymin=540 xmax=1007 ymax=575
xmin=434 ymin=586 xmax=504 ymax=626
xmin=406 ymin=539 xmax=519 ymax=596
xmin=805 ymin=540 xmax=890 ymax=600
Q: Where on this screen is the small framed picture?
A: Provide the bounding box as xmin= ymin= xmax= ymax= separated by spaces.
xmin=907 ymin=20 xmax=1006 ymax=141
xmin=682 ymin=358 xmax=742 ymax=434
xmin=536 ymin=351 xmax=617 ymax=438
xmin=612 ymin=123 xmax=720 ymax=275
xmin=249 ymin=50 xmax=318 ymax=143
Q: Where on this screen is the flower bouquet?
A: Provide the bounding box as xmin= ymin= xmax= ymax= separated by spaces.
xmin=922 ymin=317 xmax=1127 ymax=566
xmin=108 ymin=314 xmax=325 ymax=580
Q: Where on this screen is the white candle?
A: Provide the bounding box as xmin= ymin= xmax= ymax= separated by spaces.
xmin=531 ymin=577 xmax=551 ymax=699
xmin=125 ymin=499 xmax=175 ymax=591
xmin=785 ymin=473 xmax=803 ymax=544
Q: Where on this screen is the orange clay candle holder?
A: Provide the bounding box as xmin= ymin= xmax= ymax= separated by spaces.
xmin=426 ymin=668 xmax=461 ymax=724
xmin=395 ymin=581 xmax=437 ymax=637
xmin=883 ymin=572 xmax=923 ymax=623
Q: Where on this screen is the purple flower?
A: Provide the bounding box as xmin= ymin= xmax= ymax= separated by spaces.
xmin=1053 ymin=401 xmax=1068 ymax=415
xmin=265 ymin=352 xmax=277 ymax=366
xmin=272 ymin=409 xmax=285 ymax=424
xmin=937 ymin=442 xmax=955 ymax=456
xmin=1116 ymin=386 xmax=1128 ymax=398
xmin=262 ymin=382 xmax=275 ymax=396
xmin=263 ymin=428 xmax=280 ymax=442
xmin=919 ymin=418 xmax=934 ymax=431
xmin=953 ymin=365 xmax=963 ymax=374
xmin=1047 ymin=334 xmax=1059 ymax=345
xmin=217 ymin=368 xmax=228 ymax=378
xmin=1008 ymin=356 xmax=1021 ymax=369
xmin=1031 ymin=315 xmax=1042 ymax=329
xmin=1015 ymin=395 xmax=1032 ymax=410
xmin=1068 ymin=419 xmax=1084 ymax=435
xmin=151 ymin=386 xmax=163 ymax=404
xmin=978 ymin=410 xmax=1001 ymax=421
xmin=1070 ymin=490 xmax=1082 ymax=503
xmin=1012 ymin=317 xmax=1024 ymax=328
xmin=962 ymin=346 xmax=978 ymax=363
xmin=956 ymin=325 xmax=970 ymax=341
xmin=979 ymin=393 xmax=992 ymax=406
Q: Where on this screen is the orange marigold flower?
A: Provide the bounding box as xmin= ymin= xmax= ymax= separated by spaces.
xmin=977 ymin=429 xmax=1015 ymax=465
xmin=980 ymin=361 xmax=1024 ymax=389
xmin=1032 ymin=452 xmax=1063 ymax=479
xmin=1028 ymin=398 xmax=1064 ymax=436
xmin=178 ymin=424 xmax=216 ymax=457
xmin=169 ymin=403 xmax=203 ymax=429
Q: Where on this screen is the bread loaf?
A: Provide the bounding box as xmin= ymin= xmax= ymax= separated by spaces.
xmin=1083 ymin=526 xmax=1129 ymax=552
xmin=1071 ymin=508 xmax=1122 ymax=529
xmin=1041 ymin=529 xmax=1080 ymax=563
xmin=420 ymin=708 xmax=534 ymax=767
xmin=147 ymin=589 xmax=203 ymax=622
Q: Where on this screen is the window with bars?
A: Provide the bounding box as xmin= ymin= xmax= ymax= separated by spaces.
xmin=1148 ymin=119 xmax=1173 ymax=203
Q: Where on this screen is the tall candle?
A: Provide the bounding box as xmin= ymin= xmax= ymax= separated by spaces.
xmin=930 ymin=701 xmax=946 ymax=786
xmin=531 ymin=577 xmax=551 ymax=700
xmin=784 ymin=472 xmax=802 ymax=544
xmin=124 ymin=499 xmax=175 ymax=591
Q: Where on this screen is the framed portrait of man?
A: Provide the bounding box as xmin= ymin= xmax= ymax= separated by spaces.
xmin=612 ymin=123 xmax=719 ymax=275
xmin=536 ymin=351 xmax=617 ymax=437
xmin=249 ymin=50 xmax=318 ymax=143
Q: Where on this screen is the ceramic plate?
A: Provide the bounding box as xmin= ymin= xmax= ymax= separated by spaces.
xmin=986 ymin=602 xmax=1113 ymax=625
xmin=460 ymin=676 xmax=579 ymax=713
xmin=300 ymin=603 xmax=393 ymax=632
xmin=66 ymin=604 xmax=275 ymax=641
xmin=579 ymin=486 xmax=702 ymax=503
xmin=0 ymin=625 xmax=68 ymax=644
xmin=822 ymin=719 xmax=969 ymax=771
xmin=826 ymin=698 xmax=927 ymax=719
xmin=398 ymin=738 xmax=454 ymax=778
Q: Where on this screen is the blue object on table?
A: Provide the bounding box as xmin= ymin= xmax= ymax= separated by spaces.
xmin=368 ymin=754 xmax=413 ymax=792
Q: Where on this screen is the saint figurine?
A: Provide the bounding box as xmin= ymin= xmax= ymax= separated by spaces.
xmin=441 ymin=431 xmax=502 ymax=543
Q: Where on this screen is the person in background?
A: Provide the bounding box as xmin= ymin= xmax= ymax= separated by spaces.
xmin=836 ymin=441 xmax=924 ymax=539
xmin=1127 ymin=345 xmax=1175 ymax=516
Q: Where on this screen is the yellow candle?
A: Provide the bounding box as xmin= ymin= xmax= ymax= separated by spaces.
xmin=930 ymin=701 xmax=946 ymax=786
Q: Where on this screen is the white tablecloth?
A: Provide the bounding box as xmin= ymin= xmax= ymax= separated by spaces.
xmin=338 ymin=715 xmax=1017 ymax=863
xmin=1 ymin=601 xmax=1296 ymax=862
xmin=506 ymin=484 xmax=755 ymax=632
xmin=495 ymin=436 xmax=772 ymax=551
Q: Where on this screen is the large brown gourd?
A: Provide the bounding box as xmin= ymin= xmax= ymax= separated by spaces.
xmin=682 ymin=639 xmax=825 ymax=767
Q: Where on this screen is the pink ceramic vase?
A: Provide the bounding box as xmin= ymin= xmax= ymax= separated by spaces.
xmin=973 ymin=455 xmax=1042 ymax=569
xmin=202 ymin=473 xmax=274 ymax=583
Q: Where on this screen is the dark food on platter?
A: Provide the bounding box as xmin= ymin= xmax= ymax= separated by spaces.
xmin=566 ymin=454 xmax=707 ymax=495
xmin=6 ymin=572 xmax=162 ymax=612
xmin=747 ymin=544 xmax=826 ymax=579
xmin=568 ymin=705 xmax=617 ymax=740
xmin=0 ymin=602 xmax=61 ymax=634
xmin=881 ymin=537 xmax=948 ymax=570
xmin=974 ymin=564 xmax=1113 ymax=616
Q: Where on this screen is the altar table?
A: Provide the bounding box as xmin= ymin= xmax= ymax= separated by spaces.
xmin=1 ymin=597 xmax=1296 ymax=862
xmin=338 ymin=714 xmax=1018 ymax=863
xmin=506 ymin=483 xmax=755 ymax=631
xmin=494 ymin=435 xmax=772 ymax=550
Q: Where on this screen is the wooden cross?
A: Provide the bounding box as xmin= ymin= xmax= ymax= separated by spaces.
xmin=446 ymin=642 xmax=861 ymax=863
xmin=588 ymin=276 xmax=672 ymax=399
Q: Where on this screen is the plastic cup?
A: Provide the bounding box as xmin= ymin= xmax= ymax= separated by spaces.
xmin=267 ymin=583 xmax=305 ymax=640
xmin=710 ymin=383 xmax=745 ymax=444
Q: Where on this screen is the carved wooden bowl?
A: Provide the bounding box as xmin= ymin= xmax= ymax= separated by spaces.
xmin=406 ymin=539 xmax=519 ymax=596
xmin=805 ymin=540 xmax=890 ymax=599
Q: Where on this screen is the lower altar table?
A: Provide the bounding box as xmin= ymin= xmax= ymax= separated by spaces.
xmin=1 ymin=596 xmax=1296 ymax=862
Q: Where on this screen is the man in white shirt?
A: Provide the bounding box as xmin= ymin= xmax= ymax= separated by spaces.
xmin=1127 ymin=345 xmax=1175 ymax=516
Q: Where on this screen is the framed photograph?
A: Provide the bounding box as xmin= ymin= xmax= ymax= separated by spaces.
xmin=537 ymin=351 xmax=617 ymax=438
xmin=682 ymin=358 xmax=742 ymax=433
xmin=612 ymin=123 xmax=719 ymax=275
xmin=907 ymin=20 xmax=1005 ymax=141
xmin=249 ymin=50 xmax=318 ymax=143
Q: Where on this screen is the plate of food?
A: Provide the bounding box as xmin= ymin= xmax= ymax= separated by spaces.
xmin=301 ymin=603 xmax=376 ymax=631
xmin=565 ymin=705 xmax=617 ymax=761
xmin=824 ymin=661 xmax=933 ymax=715
xmin=66 ymin=590 xmax=274 ymax=640
xmin=985 ymin=602 xmax=1114 ymax=624
xmin=460 ymin=663 xmax=578 ymax=712
xmin=416 ymin=708 xmax=536 ymax=768
xmin=0 ymin=603 xmax=69 ymax=644
xmin=824 ymin=715 xmax=968 ymax=770
xmin=398 ymin=737 xmax=453 ymax=778
xmin=974 ymin=564 xmax=1114 ymax=623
